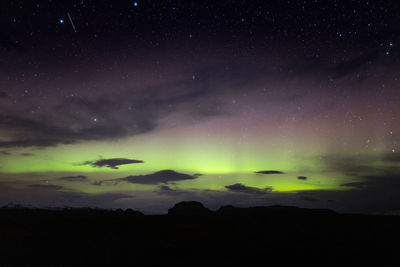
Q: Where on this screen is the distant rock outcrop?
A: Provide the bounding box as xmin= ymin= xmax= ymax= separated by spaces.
xmin=125 ymin=208 xmax=144 ymax=216
xmin=217 ymin=205 xmax=336 ymax=216
xmin=113 ymin=208 xmax=144 ymax=216
xmin=0 ymin=206 xmax=144 ymax=216
xmin=168 ymin=201 xmax=214 ymax=216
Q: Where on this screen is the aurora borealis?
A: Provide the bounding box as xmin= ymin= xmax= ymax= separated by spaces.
xmin=1 ymin=1 xmax=400 ymax=214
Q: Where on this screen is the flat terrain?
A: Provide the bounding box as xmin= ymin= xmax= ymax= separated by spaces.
xmin=0 ymin=210 xmax=399 ymax=266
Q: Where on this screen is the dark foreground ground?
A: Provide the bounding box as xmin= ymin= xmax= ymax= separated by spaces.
xmin=0 ymin=209 xmax=399 ymax=266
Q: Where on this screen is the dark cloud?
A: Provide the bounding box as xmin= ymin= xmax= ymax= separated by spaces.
xmin=281 ymin=56 xmax=324 ymax=77
xmin=299 ymin=196 xmax=319 ymax=202
xmin=331 ymin=50 xmax=379 ymax=77
xmin=159 ymin=185 xmax=174 ymax=191
xmin=0 ymin=184 xmax=134 ymax=209
xmin=119 ymin=170 xmax=200 ymax=184
xmin=82 ymin=158 xmax=144 ymax=169
xmin=296 ymin=172 xmax=400 ymax=213
xmin=29 ymin=184 xmax=63 ymax=190
xmin=321 ymin=155 xmax=400 ymax=209
xmin=321 ymin=154 xmax=400 ymax=186
xmin=0 ymin=114 xmax=120 ymax=147
xmin=0 ymin=139 xmax=55 ymax=148
xmin=0 ymin=53 xmax=277 ymax=148
xmin=297 ymin=176 xmax=308 ymax=180
xmin=255 ymin=170 xmax=284 ymax=175
xmin=60 ymin=175 xmax=87 ymax=182
xmin=19 ymin=153 xmax=34 ymax=157
xmin=357 ymin=174 xmax=400 ymax=189
xmin=0 ymin=113 xmax=149 ymax=148
xmin=341 ymin=182 xmax=367 ymax=189
xmin=56 ymin=96 xmax=157 ymax=135
xmin=225 ymin=183 xmax=273 ymax=195
xmin=46 ymin=75 xmax=232 ymax=147
xmin=382 ymin=153 xmax=400 ymax=163
xmin=0 ymin=92 xmax=8 ymax=98
xmin=0 ymin=74 xmax=228 ymax=148
xmin=155 ymin=185 xmax=189 ymax=196
xmin=297 ymin=191 xmax=320 ymax=202
xmin=0 ymin=48 xmax=333 ymax=149
xmin=321 ymin=155 xmax=381 ymax=177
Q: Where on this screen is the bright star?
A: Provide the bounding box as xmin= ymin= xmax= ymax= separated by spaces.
xmin=59 ymin=19 xmax=64 ymax=24
xmin=133 ymin=1 xmax=138 ymax=7
xmin=93 ymin=118 xmax=97 ymax=122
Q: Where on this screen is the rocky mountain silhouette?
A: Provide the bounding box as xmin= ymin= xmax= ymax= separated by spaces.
xmin=168 ymin=201 xmax=213 ymax=215
xmin=217 ymin=205 xmax=336 ymax=216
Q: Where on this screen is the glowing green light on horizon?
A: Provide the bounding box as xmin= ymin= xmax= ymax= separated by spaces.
xmin=0 ymin=127 xmax=390 ymax=195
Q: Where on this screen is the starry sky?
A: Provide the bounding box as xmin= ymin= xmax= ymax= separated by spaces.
xmin=0 ymin=0 xmax=400 ymax=214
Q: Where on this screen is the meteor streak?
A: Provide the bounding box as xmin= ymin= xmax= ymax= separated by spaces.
xmin=67 ymin=12 xmax=77 ymax=32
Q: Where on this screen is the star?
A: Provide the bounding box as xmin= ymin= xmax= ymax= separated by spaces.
xmin=389 ymin=42 xmax=393 ymax=47
xmin=133 ymin=1 xmax=138 ymax=7
xmin=59 ymin=18 xmax=64 ymax=24
xmin=386 ymin=51 xmax=390 ymax=56
xmin=93 ymin=118 xmax=97 ymax=122
xmin=189 ymin=34 xmax=193 ymax=38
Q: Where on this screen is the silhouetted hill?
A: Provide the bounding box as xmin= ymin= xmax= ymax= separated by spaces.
xmin=0 ymin=202 xmax=398 ymax=266
xmin=168 ymin=201 xmax=213 ymax=215
xmin=217 ymin=205 xmax=336 ymax=216
xmin=167 ymin=202 xmax=336 ymax=216
xmin=0 ymin=205 xmax=144 ymax=216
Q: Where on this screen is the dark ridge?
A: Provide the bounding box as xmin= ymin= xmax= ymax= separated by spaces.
xmin=0 ymin=202 xmax=398 ymax=266
xmin=1 ymin=202 xmax=336 ymax=216
xmin=168 ymin=201 xmax=214 ymax=216
xmin=217 ymin=205 xmax=336 ymax=216
xmin=0 ymin=205 xmax=144 ymax=216
xmin=167 ymin=202 xmax=336 ymax=216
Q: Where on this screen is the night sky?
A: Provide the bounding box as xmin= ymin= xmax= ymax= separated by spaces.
xmin=0 ymin=0 xmax=400 ymax=214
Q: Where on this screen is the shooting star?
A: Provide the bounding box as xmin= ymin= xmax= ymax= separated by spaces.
xmin=67 ymin=12 xmax=77 ymax=32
